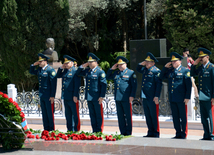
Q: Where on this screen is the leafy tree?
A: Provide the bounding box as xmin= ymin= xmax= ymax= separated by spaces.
xmin=146 ymin=0 xmax=166 ymax=39
xmin=163 ymin=0 xmax=214 ymax=61
xmin=0 ymin=0 xmax=69 ymax=91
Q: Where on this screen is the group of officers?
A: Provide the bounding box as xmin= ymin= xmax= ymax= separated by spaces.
xmin=30 ymin=47 xmax=214 ymax=141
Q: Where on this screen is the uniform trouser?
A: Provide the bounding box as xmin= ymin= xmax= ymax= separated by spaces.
xmin=64 ymin=99 xmax=81 ymax=132
xmin=116 ymin=101 xmax=132 ymax=135
xmin=40 ymin=97 xmax=55 ymax=131
xmin=170 ymin=102 xmax=188 ymax=138
xmin=200 ymin=100 xmax=214 ymax=139
xmin=87 ymin=101 xmax=104 ymax=133
xmin=143 ymin=98 xmax=160 ymax=137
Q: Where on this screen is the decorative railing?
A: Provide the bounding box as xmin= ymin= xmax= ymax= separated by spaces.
xmin=16 ymin=83 xmax=200 ymax=119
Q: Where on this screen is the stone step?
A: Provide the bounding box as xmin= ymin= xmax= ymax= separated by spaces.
xmin=26 ymin=116 xmax=203 ymax=130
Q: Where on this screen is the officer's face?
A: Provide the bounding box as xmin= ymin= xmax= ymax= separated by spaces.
xmin=171 ymin=60 xmax=181 ymax=68
xmin=39 ymin=60 xmax=47 ymax=68
xmin=118 ymin=63 xmax=127 ymax=71
xmin=65 ymin=61 xmax=73 ymax=69
xmin=145 ymin=61 xmax=155 ymax=69
xmin=88 ymin=61 xmax=97 ymax=69
xmin=200 ymin=55 xmax=209 ymax=65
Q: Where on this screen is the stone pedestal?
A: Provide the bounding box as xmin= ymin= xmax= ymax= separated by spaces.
xmin=187 ymin=87 xmax=195 ymax=120
xmin=49 ymin=62 xmax=62 ymax=99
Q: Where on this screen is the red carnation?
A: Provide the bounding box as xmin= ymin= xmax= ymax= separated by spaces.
xmin=112 ymin=138 xmax=116 ymax=141
xmin=42 ymin=130 xmax=49 ymax=136
xmin=36 ymin=135 xmax=40 ymax=139
xmin=13 ymin=101 xmax=18 ymax=106
xmin=16 ymin=107 xmax=22 ymax=111
xmin=20 ymin=112 xmax=25 ymax=118
xmin=8 ymin=98 xmax=13 ymax=103
xmin=56 ymin=137 xmax=59 ymax=141
xmin=3 ymin=94 xmax=8 ymax=98
xmin=0 ymin=92 xmax=3 ymax=95
xmin=51 ymin=132 xmax=55 ymax=137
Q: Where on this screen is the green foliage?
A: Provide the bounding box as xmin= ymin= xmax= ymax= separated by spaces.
xmin=163 ymin=0 xmax=214 ymax=61
xmin=0 ymin=61 xmax=10 ymax=90
xmin=66 ymin=0 xmax=141 ymax=67
xmin=0 ymin=0 xmax=69 ymax=91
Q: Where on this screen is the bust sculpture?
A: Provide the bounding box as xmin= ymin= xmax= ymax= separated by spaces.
xmin=42 ymin=38 xmax=58 ymax=62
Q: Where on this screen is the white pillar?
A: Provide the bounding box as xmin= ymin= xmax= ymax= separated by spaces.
xmin=7 ymin=84 xmax=17 ymax=102
xmin=187 ymin=87 xmax=195 ymax=120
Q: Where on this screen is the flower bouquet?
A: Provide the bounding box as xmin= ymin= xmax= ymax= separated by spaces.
xmin=0 ymin=92 xmax=26 ymax=150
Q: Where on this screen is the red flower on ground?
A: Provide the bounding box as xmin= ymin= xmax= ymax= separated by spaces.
xmin=36 ymin=135 xmax=40 ymax=139
xmin=42 ymin=130 xmax=49 ymax=136
xmin=51 ymin=132 xmax=55 ymax=137
xmin=0 ymin=92 xmax=3 ymax=95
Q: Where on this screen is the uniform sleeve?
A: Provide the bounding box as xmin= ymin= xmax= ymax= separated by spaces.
xmin=74 ymin=73 xmax=81 ymax=99
xmin=212 ymin=67 xmax=214 ymax=98
xmin=130 ymin=71 xmax=137 ymax=98
xmin=56 ymin=67 xmax=64 ymax=78
xmin=159 ymin=67 xmax=170 ymax=80
xmin=155 ymin=70 xmax=162 ymax=98
xmin=99 ymin=70 xmax=107 ymax=98
xmin=106 ymin=68 xmax=115 ymax=80
xmin=76 ymin=67 xmax=87 ymax=77
xmin=184 ymin=69 xmax=192 ymax=99
xmin=49 ymin=69 xmax=57 ymax=97
xmin=136 ymin=64 xmax=145 ymax=73
xmin=29 ymin=65 xmax=39 ymax=75
xmin=190 ymin=65 xmax=199 ymax=77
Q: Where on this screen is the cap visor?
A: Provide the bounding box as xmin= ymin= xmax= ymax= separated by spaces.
xmin=199 ymin=54 xmax=207 ymax=57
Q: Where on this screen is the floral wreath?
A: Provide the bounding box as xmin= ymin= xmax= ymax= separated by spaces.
xmin=0 ymin=92 xmax=26 ymax=150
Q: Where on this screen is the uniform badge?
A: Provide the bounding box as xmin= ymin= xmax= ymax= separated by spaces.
xmin=92 ymin=75 xmax=97 ymax=77
xmin=157 ymin=73 xmax=160 ymax=77
xmin=123 ymin=75 xmax=129 ymax=78
xmin=133 ymin=74 xmax=136 ymax=78
xmin=187 ymin=72 xmax=190 ymax=77
xmin=43 ymin=72 xmax=47 ymax=75
xmin=101 ymin=73 xmax=105 ymax=78
xmin=52 ymin=71 xmax=56 ymax=76
xmin=177 ymin=73 xmax=183 ymax=75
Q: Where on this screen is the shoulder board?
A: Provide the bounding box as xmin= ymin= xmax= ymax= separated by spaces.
xmin=129 ymin=69 xmax=134 ymax=73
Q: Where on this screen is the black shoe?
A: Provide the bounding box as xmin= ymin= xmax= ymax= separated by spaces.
xmin=200 ymin=137 xmax=212 ymax=140
xmin=172 ymin=136 xmax=180 ymax=139
xmin=143 ymin=135 xmax=153 ymax=137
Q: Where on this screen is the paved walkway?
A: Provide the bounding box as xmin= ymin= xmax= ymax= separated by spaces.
xmin=1 ymin=116 xmax=211 ymax=155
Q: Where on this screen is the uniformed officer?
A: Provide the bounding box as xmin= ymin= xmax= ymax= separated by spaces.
xmin=137 ymin=52 xmax=162 ymax=138
xmin=106 ymin=56 xmax=137 ymax=136
xmin=74 ymin=61 xmax=78 ymax=69
xmin=56 ymin=55 xmax=81 ymax=132
xmin=190 ymin=48 xmax=214 ymax=140
xmin=76 ymin=53 xmax=107 ymax=133
xmin=29 ymin=53 xmax=57 ymax=131
xmin=159 ymin=52 xmax=192 ymax=139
